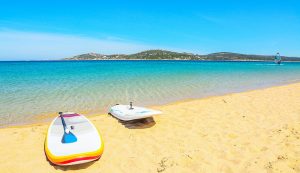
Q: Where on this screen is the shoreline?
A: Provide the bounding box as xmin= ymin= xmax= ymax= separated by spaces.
xmin=1 ymin=82 xmax=300 ymax=172
xmin=2 ymin=79 xmax=300 ymax=129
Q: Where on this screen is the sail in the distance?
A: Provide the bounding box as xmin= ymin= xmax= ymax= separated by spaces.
xmin=274 ymin=52 xmax=282 ymax=64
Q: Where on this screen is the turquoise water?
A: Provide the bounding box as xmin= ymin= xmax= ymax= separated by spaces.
xmin=1 ymin=60 xmax=300 ymax=126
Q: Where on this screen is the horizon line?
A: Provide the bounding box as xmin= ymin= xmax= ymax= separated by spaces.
xmin=0 ymin=49 xmax=299 ymax=62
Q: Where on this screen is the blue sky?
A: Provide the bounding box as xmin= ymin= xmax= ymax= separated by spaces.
xmin=0 ymin=0 xmax=300 ymax=60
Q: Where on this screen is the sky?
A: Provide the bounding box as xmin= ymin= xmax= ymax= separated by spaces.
xmin=0 ymin=0 xmax=300 ymax=60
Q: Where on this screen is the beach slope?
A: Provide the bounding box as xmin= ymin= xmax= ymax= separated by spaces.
xmin=1 ymin=83 xmax=300 ymax=173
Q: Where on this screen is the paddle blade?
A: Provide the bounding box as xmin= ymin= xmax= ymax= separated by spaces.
xmin=62 ymin=131 xmax=77 ymax=143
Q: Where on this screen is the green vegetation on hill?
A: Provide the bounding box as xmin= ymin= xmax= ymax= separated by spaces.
xmin=64 ymin=50 xmax=300 ymax=61
xmin=127 ymin=50 xmax=200 ymax=60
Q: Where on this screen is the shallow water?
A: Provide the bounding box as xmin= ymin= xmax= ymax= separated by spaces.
xmin=1 ymin=60 xmax=300 ymax=126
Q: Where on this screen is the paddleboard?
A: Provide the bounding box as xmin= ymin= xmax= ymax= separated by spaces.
xmin=109 ymin=104 xmax=162 ymax=121
xmin=45 ymin=112 xmax=104 ymax=166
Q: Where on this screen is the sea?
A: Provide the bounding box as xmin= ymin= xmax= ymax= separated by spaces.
xmin=1 ymin=60 xmax=300 ymax=126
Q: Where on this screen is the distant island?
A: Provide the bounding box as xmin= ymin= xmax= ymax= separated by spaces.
xmin=63 ymin=50 xmax=300 ymax=61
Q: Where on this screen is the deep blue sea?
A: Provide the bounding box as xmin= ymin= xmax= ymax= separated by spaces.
xmin=1 ymin=60 xmax=300 ymax=126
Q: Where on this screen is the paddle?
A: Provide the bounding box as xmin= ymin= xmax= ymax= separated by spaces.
xmin=129 ymin=102 xmax=134 ymax=110
xmin=59 ymin=112 xmax=77 ymax=143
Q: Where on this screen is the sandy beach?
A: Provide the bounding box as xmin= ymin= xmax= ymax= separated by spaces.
xmin=1 ymin=83 xmax=300 ymax=173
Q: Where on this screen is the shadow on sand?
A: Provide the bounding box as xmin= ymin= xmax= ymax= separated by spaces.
xmin=52 ymin=161 xmax=96 ymax=171
xmin=108 ymin=113 xmax=156 ymax=129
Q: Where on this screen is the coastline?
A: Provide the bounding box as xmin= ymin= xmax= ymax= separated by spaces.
xmin=1 ymin=82 xmax=300 ymax=172
xmin=2 ymin=79 xmax=300 ymax=129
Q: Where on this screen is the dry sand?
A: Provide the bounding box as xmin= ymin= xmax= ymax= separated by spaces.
xmin=1 ymin=83 xmax=300 ymax=173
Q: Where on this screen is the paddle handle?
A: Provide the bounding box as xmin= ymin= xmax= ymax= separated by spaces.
xmin=59 ymin=112 xmax=67 ymax=131
xmin=130 ymin=102 xmax=134 ymax=110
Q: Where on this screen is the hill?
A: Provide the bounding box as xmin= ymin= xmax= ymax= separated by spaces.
xmin=64 ymin=50 xmax=300 ymax=61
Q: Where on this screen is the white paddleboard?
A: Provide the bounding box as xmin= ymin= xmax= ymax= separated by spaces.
xmin=45 ymin=112 xmax=104 ymax=166
xmin=109 ymin=105 xmax=162 ymax=121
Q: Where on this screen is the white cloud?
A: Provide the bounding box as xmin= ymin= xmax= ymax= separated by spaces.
xmin=0 ymin=29 xmax=154 ymax=60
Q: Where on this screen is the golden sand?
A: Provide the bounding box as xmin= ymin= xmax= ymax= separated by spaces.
xmin=1 ymin=83 xmax=300 ymax=173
